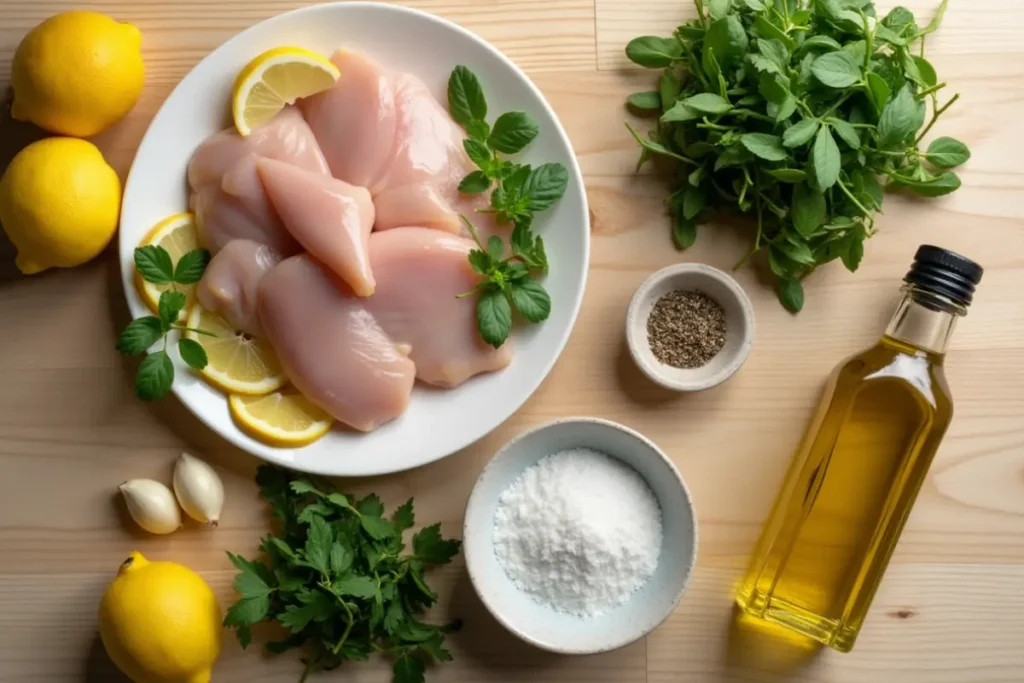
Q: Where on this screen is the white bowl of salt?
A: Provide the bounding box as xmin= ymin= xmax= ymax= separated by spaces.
xmin=463 ymin=417 xmax=698 ymax=654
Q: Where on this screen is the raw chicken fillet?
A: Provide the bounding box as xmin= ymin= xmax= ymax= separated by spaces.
xmin=197 ymin=239 xmax=280 ymax=337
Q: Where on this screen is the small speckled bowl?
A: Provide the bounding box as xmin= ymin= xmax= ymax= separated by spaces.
xmin=626 ymin=263 xmax=755 ymax=392
xmin=463 ymin=418 xmax=698 ymax=654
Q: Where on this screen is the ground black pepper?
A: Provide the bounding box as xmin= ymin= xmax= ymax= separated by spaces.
xmin=646 ymin=289 xmax=727 ymax=368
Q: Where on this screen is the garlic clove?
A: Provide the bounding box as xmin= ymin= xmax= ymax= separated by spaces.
xmin=173 ymin=452 xmax=225 ymax=527
xmin=119 ymin=479 xmax=182 ymax=535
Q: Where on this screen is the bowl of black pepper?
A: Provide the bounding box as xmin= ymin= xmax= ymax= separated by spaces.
xmin=625 ymin=264 xmax=754 ymax=392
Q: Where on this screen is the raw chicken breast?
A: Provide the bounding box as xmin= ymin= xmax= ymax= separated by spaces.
xmin=300 ymin=49 xmax=490 ymax=234
xmin=197 ymin=239 xmax=280 ymax=337
xmin=187 ymin=107 xmax=329 ymax=253
xmin=299 ymin=49 xmax=396 ymax=189
xmin=258 ymin=255 xmax=415 ymax=432
xmin=365 ymin=227 xmax=513 ymax=387
xmin=257 ymin=158 xmax=376 ymax=297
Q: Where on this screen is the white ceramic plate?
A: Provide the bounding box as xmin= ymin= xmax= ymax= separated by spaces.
xmin=119 ymin=2 xmax=589 ymax=476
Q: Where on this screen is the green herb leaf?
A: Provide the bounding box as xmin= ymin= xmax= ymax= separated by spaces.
xmin=778 ymin=278 xmax=804 ymax=313
xmin=877 ymin=85 xmax=921 ymax=148
xmin=360 ymin=514 xmax=395 ymax=541
xmin=463 ymin=139 xmax=491 ymax=170
xmin=841 ymin=231 xmax=865 ymax=271
xmin=135 ymin=350 xmax=174 ymax=401
xmin=765 ymin=168 xmax=807 ymax=182
xmin=682 ymin=186 xmax=706 ymax=219
xmin=116 ymin=317 xmax=164 ymax=356
xmin=740 ymin=133 xmax=787 ymax=161
xmin=458 ymin=170 xmax=491 ymax=194
xmin=393 ymin=499 xmax=415 ymax=532
xmin=661 ymin=101 xmax=701 ymax=123
xmin=488 ymin=111 xmax=540 ymax=154
xmin=672 ymin=213 xmax=697 ymax=249
xmin=828 ymin=118 xmax=860 ymax=149
xmin=783 ymin=118 xmax=820 ymax=147
xmin=889 ymin=170 xmax=961 ymax=197
xmin=333 ymin=575 xmax=378 ymax=599
xmin=704 ymin=16 xmax=749 ymax=68
xmin=811 ymin=51 xmax=862 ymax=88
xmin=659 ymin=71 xmax=681 ymax=109
xmin=509 ymin=280 xmax=551 ymax=323
xmin=134 ymin=245 xmax=174 ymax=285
xmin=394 ymin=654 xmax=426 ymax=683
xmin=625 ymin=36 xmax=682 ymax=68
xmin=681 ymin=93 xmax=732 ymax=114
xmin=919 ymin=0 xmax=948 ymax=37
xmin=177 ymin=338 xmax=208 ymax=370
xmin=447 ymin=65 xmax=487 ymax=126
xmin=173 ymin=249 xmax=211 ymax=285
xmin=709 ymin=0 xmax=731 ymax=21
xmin=476 ymin=288 xmax=512 ymax=348
xmin=753 ymin=15 xmax=795 ymax=52
xmin=798 ymin=35 xmax=842 ymax=52
xmin=413 ymin=524 xmax=462 ymax=565
xmin=523 ymin=163 xmax=569 ymax=212
xmin=158 ymin=290 xmax=187 ymax=327
xmin=812 ymin=126 xmax=841 ymax=189
xmin=925 ymin=136 xmax=971 ymax=168
xmin=627 ymin=91 xmax=662 ymax=111
xmin=865 ymin=71 xmax=891 ymax=113
xmin=792 ymin=184 xmax=827 ymax=236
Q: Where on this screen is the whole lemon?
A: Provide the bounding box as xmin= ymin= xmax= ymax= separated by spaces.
xmin=0 ymin=137 xmax=121 ymax=275
xmin=98 ymin=552 xmax=222 ymax=683
xmin=11 ymin=10 xmax=144 ymax=136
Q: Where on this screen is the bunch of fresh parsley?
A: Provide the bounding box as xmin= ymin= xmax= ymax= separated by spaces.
xmin=625 ymin=0 xmax=968 ymax=312
xmin=115 ymin=245 xmax=213 ymax=400
xmin=224 ymin=465 xmax=462 ymax=683
xmin=447 ymin=65 xmax=569 ymax=347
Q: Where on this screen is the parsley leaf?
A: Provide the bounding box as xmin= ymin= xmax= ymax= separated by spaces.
xmin=224 ymin=466 xmax=461 ymax=683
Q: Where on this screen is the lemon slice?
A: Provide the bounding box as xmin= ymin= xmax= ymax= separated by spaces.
xmin=229 ymin=390 xmax=333 ymax=447
xmin=232 ymin=46 xmax=340 ymax=136
xmin=135 ymin=212 xmax=199 ymax=319
xmin=184 ymin=305 xmax=286 ymax=395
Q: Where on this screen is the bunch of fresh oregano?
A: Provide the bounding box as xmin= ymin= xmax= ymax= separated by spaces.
xmin=224 ymin=465 xmax=462 ymax=683
xmin=447 ymin=65 xmax=569 ymax=346
xmin=625 ymin=0 xmax=968 ymax=311
xmin=115 ymin=245 xmax=213 ymax=399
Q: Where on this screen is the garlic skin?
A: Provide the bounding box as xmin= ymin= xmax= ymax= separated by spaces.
xmin=173 ymin=452 xmax=225 ymax=526
xmin=119 ymin=479 xmax=182 ymax=535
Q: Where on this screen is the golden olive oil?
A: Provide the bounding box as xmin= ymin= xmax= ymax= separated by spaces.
xmin=737 ymin=246 xmax=982 ymax=651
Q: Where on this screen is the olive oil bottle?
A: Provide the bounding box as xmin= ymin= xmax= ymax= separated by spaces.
xmin=736 ymin=246 xmax=983 ymax=652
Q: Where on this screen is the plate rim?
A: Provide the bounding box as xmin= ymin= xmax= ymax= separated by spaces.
xmin=118 ymin=1 xmax=591 ymax=476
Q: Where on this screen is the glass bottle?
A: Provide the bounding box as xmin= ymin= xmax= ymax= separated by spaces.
xmin=735 ymin=245 xmax=983 ymax=652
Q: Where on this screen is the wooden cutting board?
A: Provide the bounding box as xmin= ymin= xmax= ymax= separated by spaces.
xmin=1 ymin=1 xmax=1023 ymax=681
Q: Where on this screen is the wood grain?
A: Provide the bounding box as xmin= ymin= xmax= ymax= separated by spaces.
xmin=2 ymin=0 xmax=1024 ymax=681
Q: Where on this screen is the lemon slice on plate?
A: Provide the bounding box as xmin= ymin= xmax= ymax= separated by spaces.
xmin=229 ymin=390 xmax=333 ymax=447
xmin=184 ymin=305 xmax=286 ymax=395
xmin=135 ymin=212 xmax=199 ymax=319
xmin=232 ymin=46 xmax=339 ymax=136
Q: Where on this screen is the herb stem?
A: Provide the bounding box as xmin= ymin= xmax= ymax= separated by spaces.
xmin=170 ymin=325 xmax=217 ymax=338
xmin=836 ymin=179 xmax=872 ymax=218
xmin=821 ymin=91 xmax=854 ymax=119
xmin=729 ymin=108 xmax=775 ymax=122
xmin=298 ymin=658 xmax=314 ymax=683
xmin=860 ymin=10 xmax=873 ymax=70
xmin=915 ymin=92 xmax=960 ymax=144
xmin=916 ymin=81 xmax=947 ymax=99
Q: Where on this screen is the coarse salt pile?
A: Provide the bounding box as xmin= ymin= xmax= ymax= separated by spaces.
xmin=493 ymin=448 xmax=663 ymax=617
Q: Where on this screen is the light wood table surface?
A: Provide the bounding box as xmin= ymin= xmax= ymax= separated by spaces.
xmin=2 ymin=1 xmax=1023 ymax=681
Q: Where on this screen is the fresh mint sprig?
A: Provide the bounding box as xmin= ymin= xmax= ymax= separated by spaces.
xmin=116 ymin=245 xmax=214 ymax=401
xmin=447 ymin=65 xmax=568 ymax=347
xmin=458 ymin=216 xmax=551 ymax=347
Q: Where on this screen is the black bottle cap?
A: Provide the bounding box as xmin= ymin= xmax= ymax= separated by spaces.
xmin=904 ymin=245 xmax=983 ymax=307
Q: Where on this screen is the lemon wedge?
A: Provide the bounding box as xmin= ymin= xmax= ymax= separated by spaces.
xmin=135 ymin=213 xmax=199 ymax=320
xmin=229 ymin=390 xmax=333 ymax=447
xmin=232 ymin=46 xmax=339 ymax=136
xmin=184 ymin=305 xmax=286 ymax=395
